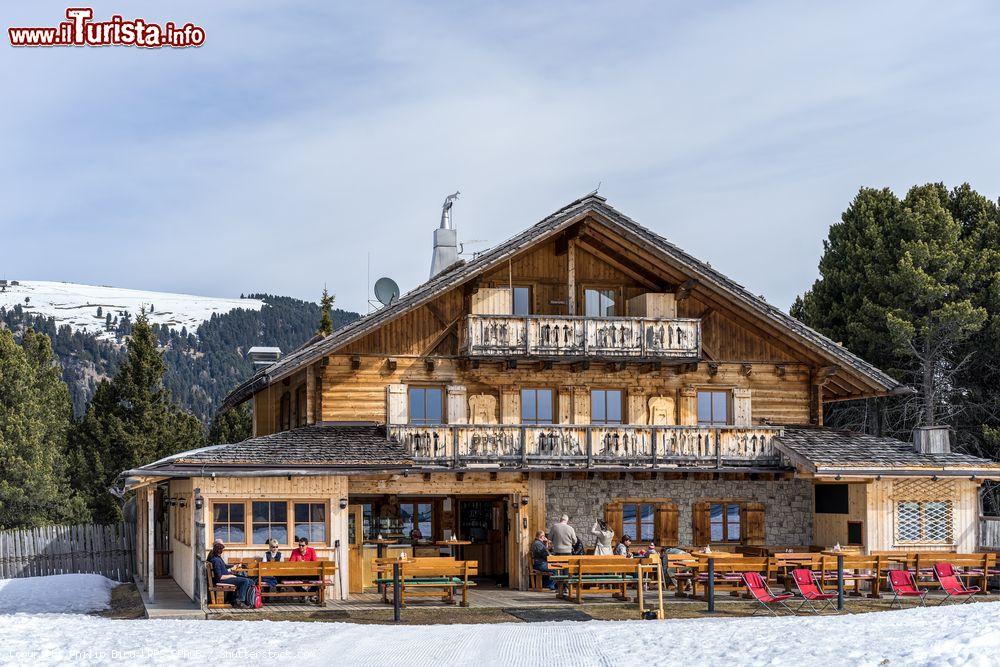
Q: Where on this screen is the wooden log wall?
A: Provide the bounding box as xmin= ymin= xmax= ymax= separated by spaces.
xmin=0 ymin=523 xmax=135 ymax=581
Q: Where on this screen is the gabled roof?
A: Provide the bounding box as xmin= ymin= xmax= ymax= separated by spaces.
xmin=124 ymin=424 xmax=411 ymax=476
xmin=775 ymin=427 xmax=1000 ymax=476
xmin=221 ymin=195 xmax=903 ymax=410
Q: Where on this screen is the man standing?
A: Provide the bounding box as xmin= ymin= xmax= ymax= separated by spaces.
xmin=530 ymin=531 xmax=555 ymax=590
xmin=548 ymin=515 xmax=577 ymax=555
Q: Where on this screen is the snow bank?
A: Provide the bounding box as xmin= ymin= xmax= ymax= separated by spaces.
xmin=0 ymin=280 xmax=264 ymax=341
xmin=0 ymin=574 xmax=117 ymax=614
xmin=1 ymin=600 xmax=999 ymax=666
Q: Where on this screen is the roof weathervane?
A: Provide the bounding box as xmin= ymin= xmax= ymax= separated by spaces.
xmin=440 ymin=191 xmax=460 ymax=230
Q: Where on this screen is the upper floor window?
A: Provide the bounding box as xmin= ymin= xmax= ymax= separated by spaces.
xmin=521 ymin=388 xmax=554 ymax=425
xmin=512 ymin=286 xmax=531 ymax=315
xmin=294 ymin=384 xmax=307 ymax=428
xmin=697 ymin=390 xmax=730 ymax=425
xmin=278 ymin=392 xmax=292 ymax=431
xmin=591 ymin=389 xmax=623 ymax=424
xmin=585 ymin=288 xmax=616 ymax=317
xmin=409 ymin=386 xmax=444 ymax=425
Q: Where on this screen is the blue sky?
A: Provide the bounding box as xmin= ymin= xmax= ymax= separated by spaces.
xmin=3 ymin=1 xmax=1000 ymax=314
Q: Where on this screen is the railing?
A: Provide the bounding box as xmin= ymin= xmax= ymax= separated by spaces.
xmin=388 ymin=424 xmax=783 ymax=468
xmin=462 ymin=314 xmax=701 ymax=360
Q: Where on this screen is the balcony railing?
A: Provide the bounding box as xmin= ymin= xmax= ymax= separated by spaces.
xmin=388 ymin=424 xmax=783 ymax=469
xmin=462 ymin=315 xmax=701 ymax=360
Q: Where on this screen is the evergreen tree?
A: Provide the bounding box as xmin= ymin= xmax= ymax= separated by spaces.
xmin=207 ymin=404 xmax=252 ymax=445
xmin=0 ymin=329 xmax=90 ymax=529
xmin=318 ymin=287 xmax=335 ymax=337
xmin=68 ymin=310 xmax=204 ymax=521
xmin=96 ymin=306 xmax=103 ymax=318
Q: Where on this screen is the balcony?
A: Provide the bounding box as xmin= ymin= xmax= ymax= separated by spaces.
xmin=388 ymin=424 xmax=783 ymax=469
xmin=461 ymin=315 xmax=701 ymax=362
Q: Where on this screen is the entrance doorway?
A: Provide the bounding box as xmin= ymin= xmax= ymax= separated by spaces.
xmin=457 ymin=498 xmax=509 ymax=587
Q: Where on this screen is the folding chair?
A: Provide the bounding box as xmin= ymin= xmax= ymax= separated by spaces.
xmin=887 ymin=569 xmax=927 ymax=609
xmin=742 ymin=572 xmax=795 ymax=616
xmin=933 ymin=563 xmax=980 ymax=605
xmin=791 ymin=568 xmax=839 ymax=613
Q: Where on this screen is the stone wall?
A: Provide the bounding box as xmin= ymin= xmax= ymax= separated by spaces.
xmin=544 ymin=476 xmax=812 ymax=547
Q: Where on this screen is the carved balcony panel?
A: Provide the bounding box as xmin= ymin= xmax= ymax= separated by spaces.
xmin=463 ymin=315 xmax=700 ymax=361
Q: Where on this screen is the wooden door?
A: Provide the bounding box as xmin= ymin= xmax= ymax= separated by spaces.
xmin=348 ymin=505 xmax=365 ymax=593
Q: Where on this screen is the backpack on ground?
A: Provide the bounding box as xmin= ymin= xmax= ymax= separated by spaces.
xmin=245 ymin=583 xmax=262 ymax=609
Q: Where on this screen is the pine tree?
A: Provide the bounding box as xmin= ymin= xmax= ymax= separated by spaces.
xmin=68 ymin=310 xmax=204 ymax=521
xmin=96 ymin=306 xmax=103 ymax=318
xmin=0 ymin=329 xmax=90 ymax=529
xmin=207 ymin=404 xmax=252 ymax=445
xmin=318 ymin=286 xmax=335 ymax=337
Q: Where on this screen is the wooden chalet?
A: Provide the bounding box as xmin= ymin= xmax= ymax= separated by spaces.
xmin=122 ymin=194 xmax=1000 ymax=604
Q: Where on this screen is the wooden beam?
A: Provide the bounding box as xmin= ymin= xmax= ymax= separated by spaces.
xmin=640 ymin=362 xmax=662 ymax=374
xmin=424 ymin=358 xmax=436 ymax=373
xmin=570 ymin=360 xmax=590 ymax=373
xmin=567 ymin=238 xmax=577 ymax=315
xmin=775 ymin=363 xmax=787 ymax=379
xmin=385 ymin=357 xmax=397 ymax=372
xmin=740 ymin=363 xmax=753 ymax=377
xmin=707 ymin=362 xmax=719 ymax=377
xmin=576 ymin=238 xmax=660 ymax=290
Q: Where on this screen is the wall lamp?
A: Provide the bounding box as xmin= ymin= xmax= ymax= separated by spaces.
xmin=339 ymin=498 xmax=349 ymax=510
xmin=521 ymin=496 xmax=530 ymax=507
xmin=194 ymin=497 xmax=204 ymax=511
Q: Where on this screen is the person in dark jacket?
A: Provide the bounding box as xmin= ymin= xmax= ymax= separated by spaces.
xmin=531 ymin=531 xmax=555 ymax=590
xmin=208 ymin=542 xmax=253 ymax=607
xmin=261 ymin=538 xmax=282 ymax=591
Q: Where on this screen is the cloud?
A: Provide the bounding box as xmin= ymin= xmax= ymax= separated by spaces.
xmin=2 ymin=0 xmax=999 ymax=314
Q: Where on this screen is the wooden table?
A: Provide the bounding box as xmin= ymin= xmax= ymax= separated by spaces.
xmin=434 ymin=540 xmax=471 ymax=559
xmin=691 ymin=551 xmax=743 ymax=559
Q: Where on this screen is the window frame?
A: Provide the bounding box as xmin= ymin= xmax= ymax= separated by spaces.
xmin=708 ymin=500 xmax=742 ymax=543
xmin=591 ymin=388 xmax=624 ymax=425
xmin=278 ymin=391 xmax=292 ymax=431
xmin=895 ymin=499 xmax=953 ymax=544
xmin=251 ymin=500 xmax=289 ymax=545
xmin=520 ymin=387 xmax=555 ymax=425
xmin=697 ymin=389 xmax=732 ymax=426
xmin=210 ymin=499 xmax=330 ymax=547
xmin=294 ymin=384 xmax=307 ymax=428
xmin=583 ymin=287 xmax=618 ymax=317
xmin=511 ymin=285 xmax=532 ymax=316
xmin=408 ymin=385 xmax=445 ymax=425
xmin=622 ymin=502 xmax=656 ymax=542
xmin=212 ymin=501 xmax=247 ymax=545
xmin=399 ymin=499 xmax=435 ymax=540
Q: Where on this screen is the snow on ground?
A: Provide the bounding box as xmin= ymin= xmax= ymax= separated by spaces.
xmin=0 ymin=574 xmax=116 ymax=614
xmin=0 ymin=280 xmax=264 ymax=340
xmin=1 ymin=590 xmax=999 ymax=667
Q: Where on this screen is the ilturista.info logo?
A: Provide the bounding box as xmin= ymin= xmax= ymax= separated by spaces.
xmin=9 ymin=8 xmax=205 ymax=48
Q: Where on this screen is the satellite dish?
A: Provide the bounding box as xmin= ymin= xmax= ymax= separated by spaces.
xmin=374 ymin=277 xmax=400 ymax=306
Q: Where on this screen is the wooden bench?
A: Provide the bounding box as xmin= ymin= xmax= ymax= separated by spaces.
xmin=205 ymin=561 xmax=237 ymax=609
xmin=530 ymin=554 xmax=623 ymax=592
xmin=255 ymin=560 xmax=337 ymax=605
xmin=769 ymin=553 xmax=821 ymax=592
xmin=375 ymin=558 xmax=477 ymax=607
xmin=549 ymin=556 xmax=663 ymax=604
xmin=815 ymin=555 xmax=884 ymax=598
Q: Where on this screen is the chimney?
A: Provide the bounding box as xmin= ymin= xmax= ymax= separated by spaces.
xmin=913 ymin=425 xmax=951 ymax=454
xmin=247 ymin=346 xmax=282 ymax=370
xmin=430 ymin=191 xmax=460 ymax=278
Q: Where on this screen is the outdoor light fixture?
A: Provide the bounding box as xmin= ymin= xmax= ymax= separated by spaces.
xmin=339 ymin=498 xmax=349 ymax=510
xmin=931 ymin=475 xmax=939 ymax=482
xmin=835 ymin=475 xmax=841 ymax=481
xmin=194 ymin=497 xmax=203 ymax=510
xmin=521 ymin=496 xmax=530 ymax=506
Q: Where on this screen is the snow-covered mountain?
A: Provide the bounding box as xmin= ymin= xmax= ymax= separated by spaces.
xmin=0 ymin=280 xmax=264 ymax=341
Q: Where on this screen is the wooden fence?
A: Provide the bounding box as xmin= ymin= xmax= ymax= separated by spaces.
xmin=0 ymin=523 xmax=135 ymax=581
xmin=982 ymin=516 xmax=1000 ymax=551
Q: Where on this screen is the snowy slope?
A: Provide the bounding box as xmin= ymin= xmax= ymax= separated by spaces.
xmin=0 ymin=280 xmax=264 ymax=341
xmin=0 ymin=574 xmax=116 ymax=614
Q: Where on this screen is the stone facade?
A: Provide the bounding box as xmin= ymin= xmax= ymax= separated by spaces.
xmin=544 ymin=476 xmax=813 ymax=547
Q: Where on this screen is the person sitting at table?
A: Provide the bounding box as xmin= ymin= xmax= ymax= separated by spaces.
xmin=208 ymin=542 xmax=253 ymax=608
xmin=531 ymin=531 xmax=556 ymax=590
xmin=260 ymin=538 xmax=282 ymax=591
xmin=290 ymin=537 xmax=317 ymax=561
xmin=614 ymin=534 xmax=633 ymax=557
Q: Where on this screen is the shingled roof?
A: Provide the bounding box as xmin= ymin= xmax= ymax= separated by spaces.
xmin=775 ymin=427 xmax=1000 ymax=476
xmin=221 ymin=194 xmax=903 ymax=410
xmin=127 ymin=424 xmax=411 ymax=474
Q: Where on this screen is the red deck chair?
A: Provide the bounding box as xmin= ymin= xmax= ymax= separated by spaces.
xmin=887 ymin=569 xmax=927 ymax=609
xmin=742 ymin=572 xmax=795 ymax=616
xmin=933 ymin=563 xmax=980 ymax=605
xmin=791 ymin=568 xmax=839 ymax=613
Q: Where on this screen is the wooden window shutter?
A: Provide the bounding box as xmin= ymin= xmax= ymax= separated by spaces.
xmin=733 ymin=388 xmax=752 ymax=426
xmin=678 ymin=387 xmax=698 ymax=425
xmin=604 ymin=502 xmax=623 ymax=543
xmin=692 ymin=501 xmax=710 ymax=546
xmin=655 ymin=502 xmax=679 ymax=547
xmin=743 ymin=502 xmax=766 ymax=546
xmin=386 ymin=384 xmax=407 ymax=425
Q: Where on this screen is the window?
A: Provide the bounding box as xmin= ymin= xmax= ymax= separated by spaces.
xmin=294 ymin=502 xmax=327 ymax=543
xmin=815 ymin=484 xmax=850 ymax=514
xmin=295 ymin=385 xmax=307 ymax=428
xmin=409 ymin=387 xmax=444 ymax=425
xmin=521 ymin=388 xmax=554 ymax=425
xmin=512 ymin=286 xmax=531 ymax=315
xmin=251 ymin=501 xmax=288 ymax=544
xmin=591 ymin=389 xmax=623 ymax=425
xmin=697 ymin=390 xmax=730 ymax=426
xmin=709 ymin=502 xmax=741 ymax=542
xmin=278 ymin=392 xmax=292 ymax=431
xmin=896 ymin=500 xmax=952 ymax=543
xmin=585 ymin=288 xmax=616 ymax=317
xmin=212 ymin=502 xmax=246 ymax=544
xmin=622 ymin=503 xmax=656 ymax=542
xmin=401 ymin=501 xmax=433 ymax=539
xmin=847 ymin=521 xmax=864 ymax=546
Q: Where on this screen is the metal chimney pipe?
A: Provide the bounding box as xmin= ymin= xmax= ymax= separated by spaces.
xmin=430 ymin=191 xmax=460 ymax=278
